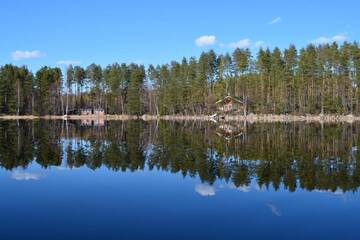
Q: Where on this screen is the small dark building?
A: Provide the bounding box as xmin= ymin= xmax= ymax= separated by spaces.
xmin=81 ymin=109 xmax=92 ymax=115
xmin=80 ymin=108 xmax=105 ymax=116
xmin=94 ymin=108 xmax=105 ymax=117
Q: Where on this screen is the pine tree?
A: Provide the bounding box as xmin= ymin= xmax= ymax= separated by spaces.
xmin=127 ymin=64 xmax=145 ymax=115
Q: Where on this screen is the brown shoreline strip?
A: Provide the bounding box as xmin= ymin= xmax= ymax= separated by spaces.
xmin=1 ymin=114 xmax=360 ymax=123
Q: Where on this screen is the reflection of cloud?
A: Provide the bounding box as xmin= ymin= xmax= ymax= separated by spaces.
xmin=267 ymin=204 xmax=281 ymax=216
xmin=314 ymin=189 xmax=344 ymax=195
xmin=11 ymin=171 xmax=43 ymax=181
xmin=54 ymin=166 xmax=69 ymax=171
xmin=334 ymin=190 xmax=344 ymax=195
xmin=229 ymin=183 xmax=250 ymax=192
xmin=195 ymin=184 xmax=215 ymax=196
xmin=237 ymin=185 xmax=250 ymax=192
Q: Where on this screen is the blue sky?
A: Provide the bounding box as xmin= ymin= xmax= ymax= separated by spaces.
xmin=1 ymin=0 xmax=359 ymax=71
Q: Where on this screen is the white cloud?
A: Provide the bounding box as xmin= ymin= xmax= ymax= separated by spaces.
xmin=222 ymin=39 xmax=265 ymax=49
xmin=268 ymin=17 xmax=281 ymax=25
xmin=255 ymin=41 xmax=265 ymax=48
xmin=228 ymin=38 xmax=252 ymax=49
xmin=195 ymin=184 xmax=215 ymax=196
xmin=10 ymin=50 xmax=46 ymax=61
xmin=132 ymin=59 xmax=144 ymax=65
xmin=11 ymin=171 xmax=43 ymax=181
xmin=332 ymin=34 xmax=347 ymax=42
xmin=57 ymin=60 xmax=81 ymax=66
xmin=195 ymin=35 xmax=216 ymax=47
xmin=311 ymin=34 xmax=347 ymax=44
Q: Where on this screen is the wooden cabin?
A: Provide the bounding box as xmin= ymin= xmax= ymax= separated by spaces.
xmin=215 ymin=95 xmax=246 ymax=115
xmin=81 ymin=109 xmax=92 ymax=115
xmin=94 ymin=108 xmax=105 ymax=117
xmin=80 ymin=108 xmax=105 ymax=117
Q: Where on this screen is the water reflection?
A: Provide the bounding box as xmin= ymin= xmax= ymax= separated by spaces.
xmin=1 ymin=120 xmax=360 ymax=193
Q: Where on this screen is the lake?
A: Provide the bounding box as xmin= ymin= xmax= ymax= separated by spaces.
xmin=0 ymin=120 xmax=359 ymax=240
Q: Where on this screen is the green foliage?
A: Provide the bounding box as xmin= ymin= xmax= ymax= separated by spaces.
xmin=127 ymin=64 xmax=145 ymax=115
xmin=0 ymin=42 xmax=360 ymax=115
xmin=33 ymin=66 xmax=62 ymax=115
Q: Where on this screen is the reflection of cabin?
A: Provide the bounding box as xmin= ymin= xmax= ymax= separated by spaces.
xmin=216 ymin=124 xmax=244 ymax=141
xmin=81 ymin=119 xmax=93 ymax=126
xmin=215 ymin=96 xmax=246 ymax=115
xmin=81 ymin=119 xmax=105 ymax=126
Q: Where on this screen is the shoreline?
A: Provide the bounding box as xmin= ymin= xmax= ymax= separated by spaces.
xmin=1 ymin=113 xmax=360 ymax=123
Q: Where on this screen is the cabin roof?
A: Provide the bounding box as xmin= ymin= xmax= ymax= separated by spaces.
xmin=215 ymin=95 xmax=245 ymax=105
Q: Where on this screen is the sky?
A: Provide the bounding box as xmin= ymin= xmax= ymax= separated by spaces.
xmin=1 ymin=0 xmax=359 ymax=71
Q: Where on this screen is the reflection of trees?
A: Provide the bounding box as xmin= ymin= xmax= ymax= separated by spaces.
xmin=0 ymin=120 xmax=360 ymax=192
xmin=0 ymin=121 xmax=34 ymax=169
xmin=33 ymin=121 xmax=62 ymax=167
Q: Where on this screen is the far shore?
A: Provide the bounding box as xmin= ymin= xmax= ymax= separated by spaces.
xmin=1 ymin=113 xmax=360 ymax=123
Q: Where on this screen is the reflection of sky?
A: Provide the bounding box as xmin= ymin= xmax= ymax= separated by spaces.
xmin=1 ymin=162 xmax=360 ymax=239
xmin=267 ymin=203 xmax=281 ymax=216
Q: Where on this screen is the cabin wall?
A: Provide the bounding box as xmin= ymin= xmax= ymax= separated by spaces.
xmin=217 ymin=102 xmax=245 ymax=114
xmin=81 ymin=109 xmax=92 ymax=115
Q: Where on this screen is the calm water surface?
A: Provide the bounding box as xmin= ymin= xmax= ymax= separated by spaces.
xmin=0 ymin=120 xmax=359 ymax=240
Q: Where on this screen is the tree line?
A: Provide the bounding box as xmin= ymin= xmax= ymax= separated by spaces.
xmin=1 ymin=41 xmax=360 ymax=116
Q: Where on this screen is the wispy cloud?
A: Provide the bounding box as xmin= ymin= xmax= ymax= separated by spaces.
xmin=225 ymin=39 xmax=265 ymax=49
xmin=195 ymin=35 xmax=216 ymax=47
xmin=10 ymin=50 xmax=46 ymax=61
xmin=229 ymin=38 xmax=252 ymax=49
xmin=11 ymin=171 xmax=43 ymax=181
xmin=255 ymin=40 xmax=266 ymax=48
xmin=268 ymin=17 xmax=281 ymax=25
xmin=195 ymin=184 xmax=215 ymax=196
xmin=57 ymin=60 xmax=81 ymax=66
xmin=310 ymin=34 xmax=348 ymax=45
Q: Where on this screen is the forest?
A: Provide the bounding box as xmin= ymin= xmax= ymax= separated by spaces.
xmin=1 ymin=41 xmax=360 ymax=116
